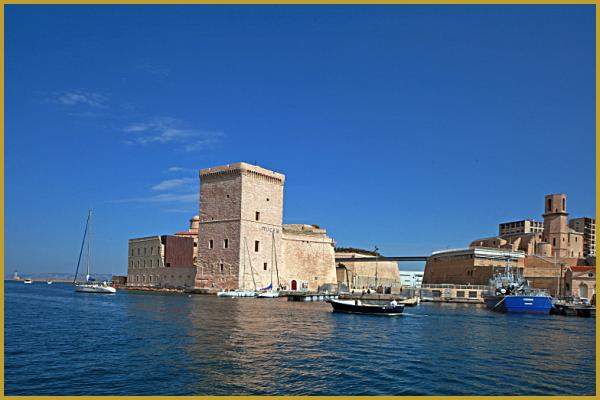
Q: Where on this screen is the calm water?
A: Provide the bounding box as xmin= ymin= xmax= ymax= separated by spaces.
xmin=4 ymin=280 xmax=595 ymax=395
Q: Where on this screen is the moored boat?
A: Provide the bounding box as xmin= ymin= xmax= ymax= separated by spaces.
xmin=217 ymin=290 xmax=257 ymax=297
xmin=23 ymin=279 xmax=33 ymax=284
xmin=482 ymin=258 xmax=552 ymax=314
xmin=329 ymin=299 xmax=404 ymax=315
xmin=257 ymin=290 xmax=279 ymax=298
xmin=72 ymin=210 xmax=117 ymax=294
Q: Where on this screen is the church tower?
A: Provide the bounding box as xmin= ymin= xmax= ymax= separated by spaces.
xmin=542 ymin=193 xmax=570 ymax=257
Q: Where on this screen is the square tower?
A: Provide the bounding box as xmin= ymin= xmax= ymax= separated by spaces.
xmin=196 ymin=162 xmax=285 ymax=290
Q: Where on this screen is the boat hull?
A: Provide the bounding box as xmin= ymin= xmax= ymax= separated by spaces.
xmin=75 ymin=284 xmax=117 ymax=294
xmin=257 ymin=291 xmax=280 ymax=298
xmin=329 ymin=299 xmax=404 ymax=315
xmin=483 ymin=295 xmax=552 ymax=314
xmin=217 ymin=290 xmax=257 ymax=297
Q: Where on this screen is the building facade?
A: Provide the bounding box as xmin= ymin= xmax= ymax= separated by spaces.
xmin=127 ymin=235 xmax=196 ymax=288
xmin=564 ymin=266 xmax=596 ymax=302
xmin=569 ymin=217 xmax=596 ymax=258
xmin=470 ymin=194 xmax=584 ymax=258
xmin=422 ymin=247 xmax=526 ymax=286
xmin=335 ymin=249 xmax=401 ymax=289
xmin=499 ymin=219 xmax=544 ymax=236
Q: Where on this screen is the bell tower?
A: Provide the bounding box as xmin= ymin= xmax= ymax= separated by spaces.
xmin=542 ymin=193 xmax=569 ymax=257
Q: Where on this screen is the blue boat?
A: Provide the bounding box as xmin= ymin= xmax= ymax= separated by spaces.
xmin=483 ymin=294 xmax=553 ymax=314
xmin=482 ymin=258 xmax=553 ymax=314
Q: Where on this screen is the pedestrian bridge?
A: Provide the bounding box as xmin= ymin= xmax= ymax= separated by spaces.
xmin=335 ymin=256 xmax=428 ymax=263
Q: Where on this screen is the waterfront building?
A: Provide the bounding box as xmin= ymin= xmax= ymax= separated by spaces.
xmin=422 ymin=247 xmax=526 ymax=286
xmin=470 ymin=194 xmax=584 ymax=258
xmin=196 ymin=162 xmax=337 ymax=291
xmin=127 ymin=235 xmax=196 ymax=288
xmin=569 ymin=217 xmax=596 ymax=258
xmin=335 ymin=248 xmax=401 ymax=289
xmin=563 ymin=266 xmax=596 ymax=302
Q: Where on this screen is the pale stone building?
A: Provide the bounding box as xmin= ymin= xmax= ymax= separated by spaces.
xmin=564 ymin=266 xmax=596 ymax=302
xmin=470 ymin=194 xmax=584 ymax=258
xmin=195 ymin=162 xmax=337 ymax=292
xmin=127 ymin=235 xmax=196 ymax=289
xmin=335 ymin=249 xmax=401 ymax=289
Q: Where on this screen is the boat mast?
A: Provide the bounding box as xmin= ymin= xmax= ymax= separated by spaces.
xmin=272 ymin=230 xmax=280 ymax=289
xmin=73 ymin=210 xmax=92 ymax=284
xmin=244 ymin=238 xmax=257 ymax=291
xmin=86 ymin=210 xmax=92 ymax=278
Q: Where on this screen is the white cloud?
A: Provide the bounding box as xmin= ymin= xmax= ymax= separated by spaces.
xmin=152 ymin=178 xmax=195 ymax=191
xmin=123 ymin=117 xmax=223 ymax=152
xmin=52 ymin=91 xmax=108 ymax=108
xmin=111 ymin=192 xmax=197 ymax=204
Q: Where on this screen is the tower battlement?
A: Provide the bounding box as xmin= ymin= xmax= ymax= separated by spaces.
xmin=199 ymin=162 xmax=285 ymax=184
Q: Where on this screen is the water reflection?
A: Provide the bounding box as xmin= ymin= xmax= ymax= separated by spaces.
xmin=4 ymin=282 xmax=596 ymax=396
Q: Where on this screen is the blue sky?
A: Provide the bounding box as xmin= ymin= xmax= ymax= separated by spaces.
xmin=5 ymin=5 xmax=595 ymax=276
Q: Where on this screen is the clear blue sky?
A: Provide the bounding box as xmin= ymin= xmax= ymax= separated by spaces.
xmin=5 ymin=5 xmax=595 ymax=276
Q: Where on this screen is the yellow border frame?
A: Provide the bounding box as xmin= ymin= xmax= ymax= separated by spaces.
xmin=0 ymin=1 xmax=597 ymax=399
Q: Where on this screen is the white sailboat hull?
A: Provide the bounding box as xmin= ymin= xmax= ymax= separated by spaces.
xmin=75 ymin=284 xmax=116 ymax=294
xmin=217 ymin=290 xmax=257 ymax=297
xmin=257 ymin=291 xmax=280 ymax=298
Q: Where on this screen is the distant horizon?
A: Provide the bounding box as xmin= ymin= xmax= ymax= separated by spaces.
xmin=6 ymin=5 xmax=595 ymax=275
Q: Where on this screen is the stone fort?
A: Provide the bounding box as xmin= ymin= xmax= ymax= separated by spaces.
xmin=127 ymin=162 xmax=338 ymax=291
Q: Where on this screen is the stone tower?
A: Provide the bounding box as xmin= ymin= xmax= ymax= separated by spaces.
xmin=542 ymin=193 xmax=570 ymax=257
xmin=196 ymin=162 xmax=285 ymax=290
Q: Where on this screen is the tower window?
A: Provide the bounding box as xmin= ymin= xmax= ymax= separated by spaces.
xmin=209 ymin=239 xmax=214 ymax=249
xmin=256 ymin=211 xmax=260 ymax=221
xmin=562 ymin=198 xmax=565 ymax=211
xmin=255 ymin=241 xmax=260 ymax=252
xmin=226 ymin=194 xmax=230 ymax=198
xmin=264 ymin=262 xmax=268 ymax=270
xmin=547 ymin=198 xmax=552 ymax=211
xmin=220 ymin=263 xmax=224 ymax=273
xmin=223 ymin=238 xmax=229 ymax=249
xmin=266 ymin=198 xmax=270 ymax=202
xmin=553 ymin=238 xmax=556 ymax=246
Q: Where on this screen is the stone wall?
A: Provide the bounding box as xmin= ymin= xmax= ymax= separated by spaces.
xmin=335 ymin=251 xmax=401 ymax=289
xmin=280 ymin=225 xmax=337 ymax=291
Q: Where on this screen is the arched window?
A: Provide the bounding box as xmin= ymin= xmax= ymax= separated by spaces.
xmin=562 ymin=198 xmax=565 ymax=211
xmin=547 ymin=198 xmax=552 ymax=211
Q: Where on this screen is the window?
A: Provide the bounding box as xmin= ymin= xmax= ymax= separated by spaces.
xmin=264 ymin=262 xmax=268 ymax=271
xmin=226 ymin=194 xmax=230 ymax=198
xmin=456 ymin=291 xmax=465 ymax=298
xmin=209 ymin=239 xmax=214 ymax=249
xmin=266 ymin=198 xmax=270 ymax=202
xmin=553 ymin=238 xmax=556 ymax=246
xmin=468 ymin=291 xmax=477 ymax=298
xmin=223 ymin=238 xmax=229 ymax=249
xmin=149 ymin=260 xmax=152 ymax=268
xmin=255 ymin=241 xmax=260 ymax=252
xmin=151 ymin=247 xmax=154 ymax=255
xmin=131 ymin=249 xmax=134 ymax=256
xmin=562 ymin=198 xmax=566 ymax=211
xmin=255 ymin=211 xmax=260 ymax=221
xmin=144 ymin=247 xmax=147 ymax=255
xmin=547 ymin=198 xmax=552 ymax=211
xmin=220 ymin=263 xmax=224 ymax=273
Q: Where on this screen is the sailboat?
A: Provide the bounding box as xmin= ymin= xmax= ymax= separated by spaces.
xmin=257 ymin=232 xmax=280 ymax=298
xmin=217 ymin=238 xmax=258 ymax=297
xmin=73 ymin=210 xmax=116 ymax=294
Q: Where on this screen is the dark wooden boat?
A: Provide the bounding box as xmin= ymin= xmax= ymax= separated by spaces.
xmin=328 ymin=299 xmax=404 ymax=315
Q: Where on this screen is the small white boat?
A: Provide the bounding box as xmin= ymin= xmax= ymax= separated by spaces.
xmin=257 ymin=291 xmax=279 ymax=298
xmin=23 ymin=279 xmax=33 ymax=284
xmin=75 ymin=283 xmax=116 ymax=294
xmin=72 ymin=210 xmax=117 ymax=295
xmin=217 ymin=290 xmax=256 ymax=297
xmin=47 ymin=281 xmax=53 ymax=285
